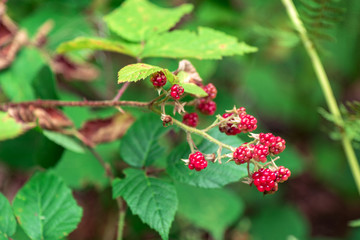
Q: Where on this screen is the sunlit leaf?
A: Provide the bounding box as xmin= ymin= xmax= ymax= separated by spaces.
xmin=0 ymin=193 xmax=17 ymax=240
xmin=0 ymin=112 xmax=24 ymax=141
xmin=117 ymin=63 xmax=175 ymax=83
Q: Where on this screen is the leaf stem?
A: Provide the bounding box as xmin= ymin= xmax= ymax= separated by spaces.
xmin=281 ymin=0 xmax=360 ymax=194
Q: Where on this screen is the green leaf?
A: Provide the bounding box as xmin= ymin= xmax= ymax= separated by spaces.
xmin=56 ymin=37 xmax=141 ymax=57
xmin=104 ymin=0 xmax=193 ymax=42
xmin=13 ymin=171 xmax=83 ymax=240
xmin=119 ymin=114 xmax=168 ymax=167
xmin=113 ymin=168 xmax=177 ymax=240
xmin=43 ymin=130 xmax=85 ymax=153
xmin=141 ymin=27 xmax=257 ymax=60
xmin=167 ymin=129 xmax=248 ymax=188
xmin=117 ymin=63 xmax=175 ymax=84
xmin=32 ymin=65 xmax=59 ymax=100
xmin=350 ymin=219 xmax=360 ymax=227
xmin=180 ymin=83 xmax=207 ymax=97
xmin=0 ymin=112 xmax=24 ymax=141
xmin=176 ymin=184 xmax=243 ymax=240
xmin=0 ymin=193 xmax=17 ymax=239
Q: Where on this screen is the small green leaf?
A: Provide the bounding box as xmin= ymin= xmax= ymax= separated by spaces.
xmin=43 ymin=130 xmax=85 ymax=153
xmin=167 ymin=129 xmax=248 ymax=188
xmin=0 ymin=193 xmax=17 ymax=239
xmin=141 ymin=27 xmax=257 ymax=60
xmin=104 ymin=0 xmax=193 ymax=42
xmin=56 ymin=37 xmax=141 ymax=57
xmin=13 ymin=171 xmax=83 ymax=240
xmin=0 ymin=112 xmax=24 ymax=141
xmin=119 ymin=114 xmax=168 ymax=167
xmin=113 ymin=168 xmax=178 ymax=240
xmin=180 ymin=83 xmax=207 ymax=97
xmin=176 ymin=184 xmax=244 ymax=240
xmin=349 ymin=219 xmax=360 ymax=227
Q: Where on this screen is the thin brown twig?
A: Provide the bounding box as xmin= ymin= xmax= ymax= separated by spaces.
xmin=113 ymin=82 xmax=130 ymax=101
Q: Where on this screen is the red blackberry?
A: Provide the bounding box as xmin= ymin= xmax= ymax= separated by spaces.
xmin=252 ymin=144 xmax=269 ymax=163
xmin=219 ymin=113 xmax=241 ymax=135
xmin=259 ymin=133 xmax=276 ymax=146
xmin=170 ymin=84 xmax=184 ymax=100
xmin=197 ymin=99 xmax=217 ymax=115
xmin=236 ymin=107 xmax=247 ymax=116
xmin=233 ymin=145 xmax=252 ymax=164
xmin=238 ymin=114 xmax=257 ymax=133
xmin=252 ymin=168 xmax=277 ymax=193
xmin=150 ymin=71 xmax=167 ymax=87
xmin=202 ymin=83 xmax=217 ymax=99
xmin=274 ymin=166 xmax=291 ymax=183
xmin=188 ymin=152 xmax=208 ymax=171
xmin=269 ymin=136 xmax=286 ymax=155
xmin=182 ymin=112 xmax=199 ymax=127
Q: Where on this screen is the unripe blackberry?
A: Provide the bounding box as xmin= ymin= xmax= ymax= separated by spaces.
xmin=233 ymin=145 xmax=252 ymax=164
xmin=236 ymin=107 xmax=247 ymax=116
xmin=170 ymin=84 xmax=184 ymax=100
xmin=269 ymin=136 xmax=286 ymax=155
xmin=150 ymin=71 xmax=167 ymax=87
xmin=219 ymin=113 xmax=241 ymax=135
xmin=259 ymin=133 xmax=276 ymax=147
xmin=182 ymin=112 xmax=199 ymax=127
xmin=238 ymin=114 xmax=257 ymax=133
xmin=188 ymin=152 xmax=208 ymax=171
xmin=197 ymin=99 xmax=217 ymax=115
xmin=252 ymin=168 xmax=277 ymax=192
xmin=275 ymin=166 xmax=291 ymax=183
xmin=252 ymin=144 xmax=269 ymax=163
xmin=202 ymin=83 xmax=217 ymax=99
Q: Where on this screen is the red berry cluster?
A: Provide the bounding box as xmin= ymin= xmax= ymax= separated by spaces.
xmin=150 ymin=71 xmax=167 ymax=87
xmin=188 ymin=152 xmax=208 ymax=171
xmin=232 ymin=145 xmax=252 ymax=164
xmin=182 ymin=112 xmax=199 ymax=127
xmin=197 ymin=83 xmax=217 ymax=115
xmin=170 ymin=84 xmax=184 ymax=100
xmin=252 ymin=166 xmax=291 ymax=194
xmin=259 ymin=133 xmax=286 ymax=155
xmin=219 ymin=107 xmax=257 ymax=135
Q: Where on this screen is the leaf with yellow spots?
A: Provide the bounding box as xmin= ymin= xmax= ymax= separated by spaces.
xmin=104 ymin=0 xmax=193 ymax=42
xmin=141 ymin=27 xmax=258 ymax=60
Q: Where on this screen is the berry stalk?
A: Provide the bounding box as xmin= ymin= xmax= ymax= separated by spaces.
xmin=281 ymin=0 xmax=360 ymax=195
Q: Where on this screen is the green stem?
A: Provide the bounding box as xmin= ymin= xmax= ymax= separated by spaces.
xmin=281 ymin=0 xmax=360 ymax=194
xmin=116 ymin=200 xmax=126 ymax=240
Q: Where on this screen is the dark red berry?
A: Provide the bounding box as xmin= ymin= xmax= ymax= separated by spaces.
xmin=238 ymin=114 xmax=257 ymax=133
xmin=202 ymin=83 xmax=217 ymax=99
xmin=150 ymin=71 xmax=167 ymax=87
xmin=269 ymin=136 xmax=286 ymax=155
xmin=197 ymin=99 xmax=216 ymax=115
xmin=274 ymin=166 xmax=291 ymax=183
xmin=219 ymin=113 xmax=241 ymax=135
xmin=188 ymin=152 xmax=208 ymax=171
xmin=233 ymin=145 xmax=252 ymax=164
xmin=252 ymin=144 xmax=269 ymax=163
xmin=170 ymin=84 xmax=184 ymax=100
xmin=182 ymin=112 xmax=199 ymax=127
xmin=252 ymin=168 xmax=277 ymax=193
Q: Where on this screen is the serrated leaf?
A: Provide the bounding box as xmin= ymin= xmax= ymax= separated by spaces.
xmin=0 ymin=112 xmax=24 ymax=141
xmin=13 ymin=171 xmax=83 ymax=240
xmin=119 ymin=114 xmax=168 ymax=167
xmin=141 ymin=27 xmax=257 ymax=60
xmin=43 ymin=130 xmax=85 ymax=153
xmin=0 ymin=193 xmax=17 ymax=239
xmin=176 ymin=184 xmax=244 ymax=240
xmin=180 ymin=82 xmax=207 ymax=97
xmin=167 ymin=129 xmax=248 ymax=188
xmin=113 ymin=168 xmax=177 ymax=240
xmin=56 ymin=37 xmax=141 ymax=57
xmin=117 ymin=63 xmax=162 ymax=83
xmin=104 ymin=0 xmax=193 ymax=42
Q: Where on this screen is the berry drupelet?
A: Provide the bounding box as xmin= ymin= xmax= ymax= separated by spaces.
xmin=188 ymin=152 xmax=208 ymax=171
xmin=170 ymin=84 xmax=184 ymax=100
xmin=150 ymin=71 xmax=167 ymax=87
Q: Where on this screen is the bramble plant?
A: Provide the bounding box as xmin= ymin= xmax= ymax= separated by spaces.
xmin=1 ymin=0 xmax=358 ymax=239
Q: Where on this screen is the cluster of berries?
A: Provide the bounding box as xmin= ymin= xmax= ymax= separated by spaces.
xmin=252 ymin=166 xmax=291 ymax=194
xmin=196 ymin=83 xmax=217 ymax=115
xmin=232 ymin=133 xmax=286 ymax=164
xmin=186 ymin=152 xmax=208 ymax=171
xmin=150 ymin=72 xmax=184 ymax=100
xmin=219 ymin=107 xmax=257 ymax=135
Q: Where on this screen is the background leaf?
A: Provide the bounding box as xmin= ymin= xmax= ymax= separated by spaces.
xmin=0 ymin=112 xmax=24 ymax=141
xmin=113 ymin=168 xmax=178 ymax=240
xmin=104 ymin=0 xmax=193 ymax=42
xmin=13 ymin=171 xmax=83 ymax=240
xmin=167 ymin=129 xmax=248 ymax=188
xmin=43 ymin=130 xmax=85 ymax=153
xmin=176 ymin=183 xmax=244 ymax=240
xmin=0 ymin=193 xmax=17 ymax=240
xmin=180 ymin=82 xmax=207 ymax=97
xmin=119 ymin=114 xmax=168 ymax=167
xmin=141 ymin=27 xmax=257 ymax=60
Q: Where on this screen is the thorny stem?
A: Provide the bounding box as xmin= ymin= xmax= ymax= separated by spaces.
xmin=281 ymin=0 xmax=360 ymax=195
xmin=87 ymin=147 xmax=127 ymax=240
